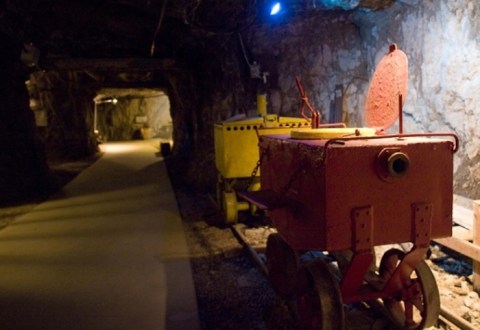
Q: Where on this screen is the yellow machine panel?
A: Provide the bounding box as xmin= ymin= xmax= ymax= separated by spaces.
xmin=214 ymin=115 xmax=309 ymax=179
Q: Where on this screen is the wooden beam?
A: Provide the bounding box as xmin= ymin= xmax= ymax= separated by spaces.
xmin=44 ymin=58 xmax=177 ymax=71
xmin=474 ymin=200 xmax=480 ymax=291
xmin=433 ymin=236 xmax=480 ymax=263
xmin=434 ymin=198 xmax=480 ymax=292
xmin=453 ymin=194 xmax=474 ymax=230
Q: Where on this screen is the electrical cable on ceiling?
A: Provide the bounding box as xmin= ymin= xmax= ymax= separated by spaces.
xmin=238 ymin=33 xmax=252 ymax=67
xmin=150 ymin=0 xmax=169 ymax=56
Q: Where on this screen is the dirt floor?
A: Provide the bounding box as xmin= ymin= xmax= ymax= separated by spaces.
xmin=1 ymin=152 xmax=479 ymax=329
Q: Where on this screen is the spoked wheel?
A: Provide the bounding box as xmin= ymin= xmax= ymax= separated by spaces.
xmin=379 ymin=248 xmax=440 ymax=329
xmin=295 ymin=259 xmax=345 ymax=330
xmin=266 ymin=234 xmax=299 ymax=297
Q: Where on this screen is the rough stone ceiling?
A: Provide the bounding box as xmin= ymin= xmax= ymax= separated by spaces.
xmin=6 ymin=0 xmax=400 ymax=60
xmin=3 ymin=0 xmax=403 ymax=89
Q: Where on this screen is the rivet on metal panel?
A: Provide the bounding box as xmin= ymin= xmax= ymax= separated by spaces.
xmin=412 ymin=203 xmax=433 ymax=247
xmin=351 ymin=206 xmax=374 ymax=252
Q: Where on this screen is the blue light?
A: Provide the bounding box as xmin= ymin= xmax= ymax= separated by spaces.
xmin=270 ymin=2 xmax=281 ymax=15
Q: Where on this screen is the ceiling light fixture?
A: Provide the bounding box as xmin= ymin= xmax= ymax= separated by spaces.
xmin=270 ymin=2 xmax=281 ymax=15
xmin=95 ymin=97 xmax=118 ymax=105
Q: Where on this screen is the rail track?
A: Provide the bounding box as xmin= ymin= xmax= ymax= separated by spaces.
xmin=230 ymin=222 xmax=477 ymax=330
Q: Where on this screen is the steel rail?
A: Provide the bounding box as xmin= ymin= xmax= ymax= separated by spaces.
xmin=230 ymin=224 xmax=268 ymax=275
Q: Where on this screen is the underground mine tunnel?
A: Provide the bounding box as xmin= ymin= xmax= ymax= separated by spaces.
xmin=1 ymin=0 xmax=479 ymax=203
xmin=1 ymin=1 xmax=480 ymax=329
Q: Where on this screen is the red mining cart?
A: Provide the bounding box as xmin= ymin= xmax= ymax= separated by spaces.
xmin=240 ymin=44 xmax=459 ymax=329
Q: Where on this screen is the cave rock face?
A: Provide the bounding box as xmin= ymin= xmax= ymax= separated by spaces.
xmin=0 ymin=31 xmax=51 ymax=204
xmin=241 ymin=0 xmax=480 ymax=199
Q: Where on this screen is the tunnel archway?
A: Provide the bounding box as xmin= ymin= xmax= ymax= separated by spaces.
xmin=93 ymin=88 xmax=172 ymax=146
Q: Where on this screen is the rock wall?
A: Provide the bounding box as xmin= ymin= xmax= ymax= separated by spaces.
xmin=247 ymin=11 xmax=368 ymax=124
xmin=165 ymin=42 xmax=247 ymax=191
xmin=0 ymin=30 xmax=52 ymax=204
xmin=28 ymin=71 xmax=98 ymax=160
xmin=239 ymin=0 xmax=480 ymax=199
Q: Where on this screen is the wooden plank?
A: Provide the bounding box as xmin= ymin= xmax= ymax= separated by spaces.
xmin=452 ymin=225 xmax=473 ymax=241
xmin=452 ymin=197 xmax=474 ymax=230
xmin=473 ymin=201 xmax=480 ymax=291
xmin=433 ymin=236 xmax=480 ymax=263
xmin=439 ymin=198 xmax=480 ymax=291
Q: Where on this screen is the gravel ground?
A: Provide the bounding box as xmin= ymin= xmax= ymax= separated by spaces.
xmin=167 ymin=167 xmax=283 ymax=329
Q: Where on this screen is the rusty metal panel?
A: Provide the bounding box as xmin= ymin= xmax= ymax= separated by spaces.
xmin=260 ymin=135 xmax=454 ymax=251
xmin=260 ymin=135 xmax=328 ymax=251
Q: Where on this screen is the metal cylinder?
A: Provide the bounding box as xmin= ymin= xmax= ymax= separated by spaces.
xmin=386 ymin=152 xmax=410 ymax=177
xmin=257 ymin=93 xmax=267 ymax=116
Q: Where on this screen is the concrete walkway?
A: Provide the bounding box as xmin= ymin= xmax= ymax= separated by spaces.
xmin=0 ymin=140 xmax=199 ymax=330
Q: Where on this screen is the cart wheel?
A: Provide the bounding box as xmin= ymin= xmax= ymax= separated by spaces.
xmin=379 ymin=248 xmax=440 ymax=329
xmin=266 ymin=234 xmax=299 ymax=297
xmin=223 ymin=191 xmax=238 ymax=223
xmin=295 ymin=259 xmax=345 ymax=330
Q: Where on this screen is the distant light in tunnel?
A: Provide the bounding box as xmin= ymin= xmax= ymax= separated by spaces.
xmin=270 ymin=2 xmax=282 ymax=15
xmin=101 ymin=142 xmax=144 ymax=154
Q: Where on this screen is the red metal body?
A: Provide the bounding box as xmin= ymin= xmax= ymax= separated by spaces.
xmin=259 ymin=134 xmax=456 ymax=252
xmin=239 ymin=45 xmax=458 ymax=327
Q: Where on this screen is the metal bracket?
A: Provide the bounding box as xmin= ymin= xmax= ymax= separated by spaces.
xmin=352 ymin=206 xmax=374 ymax=252
xmin=412 ymin=203 xmax=433 ymax=248
xmin=340 ymin=206 xmax=374 ymax=299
